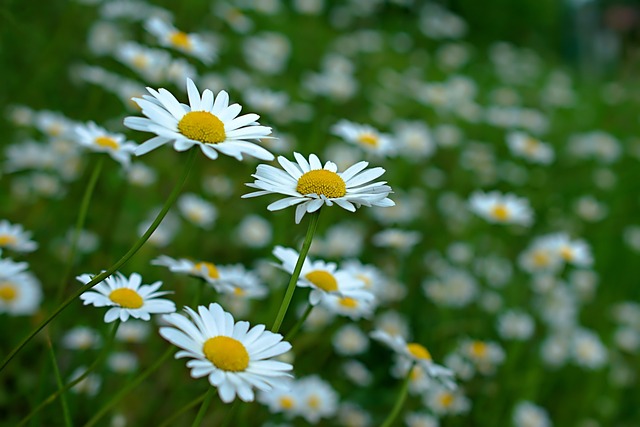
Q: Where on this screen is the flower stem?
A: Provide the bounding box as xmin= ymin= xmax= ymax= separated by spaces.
xmin=271 ymin=210 xmax=320 ymax=333
xmin=191 ymin=387 xmax=216 ymax=427
xmin=0 ymin=148 xmax=197 ymax=373
xmin=285 ymin=302 xmax=314 ymax=340
xmin=381 ymin=362 xmax=414 ymax=427
xmin=45 ymin=335 xmax=72 ymax=427
xmin=56 ymin=156 xmax=104 ymax=303
xmin=220 ymin=400 xmax=240 ymax=427
xmin=159 ymin=392 xmax=207 ymax=427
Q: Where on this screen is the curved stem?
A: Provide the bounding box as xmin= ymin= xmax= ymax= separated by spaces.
xmin=381 ymin=362 xmax=415 ymax=427
xmin=284 ymin=302 xmax=314 ymax=340
xmin=159 ymin=393 xmax=206 ymax=427
xmin=56 ymin=156 xmax=104 ymax=303
xmin=83 ymin=346 xmax=174 ymax=427
xmin=191 ymin=387 xmax=215 ymax=427
xmin=271 ymin=210 xmax=320 ymax=333
xmin=1 ymin=148 xmax=197 ymax=373
xmin=45 ymin=335 xmax=72 ymax=427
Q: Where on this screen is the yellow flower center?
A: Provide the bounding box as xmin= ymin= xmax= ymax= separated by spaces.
xmin=307 ymin=395 xmax=321 ymax=409
xmin=109 ymin=288 xmax=143 ymax=309
xmin=194 ymin=262 xmax=220 ymax=280
xmin=560 ymin=246 xmax=574 ymax=261
xmin=304 ymin=270 xmax=338 ymax=292
xmin=0 ymin=283 xmax=17 ymax=302
xmin=279 ymin=396 xmax=295 ymax=409
xmin=339 ymin=297 xmax=358 ymax=308
xmin=0 ymin=234 xmax=17 ymax=246
xmin=95 ymin=136 xmax=119 ymax=150
xmin=296 ymin=170 xmax=346 ymax=198
xmin=524 ymin=136 xmax=540 ymax=154
xmin=233 ymin=287 xmax=246 ymax=296
xmin=356 ymin=274 xmax=372 ymax=288
xmin=177 ymin=111 xmax=226 ymax=144
xmin=132 ymin=54 xmax=148 ymax=69
xmin=202 ymin=336 xmax=249 ymax=372
xmin=407 ymin=343 xmax=432 ymax=360
xmin=357 ymin=133 xmax=379 ymax=146
xmin=470 ymin=341 xmax=488 ymax=358
xmin=532 ymin=250 xmax=550 ymax=267
xmin=169 ymin=31 xmax=191 ymax=50
xmin=490 ymin=204 xmax=510 ymax=221
xmin=47 ymin=124 xmax=63 ymax=137
xmin=439 ymin=392 xmax=454 ymax=408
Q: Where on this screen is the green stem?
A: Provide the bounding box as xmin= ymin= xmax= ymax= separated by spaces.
xmin=56 ymin=156 xmax=104 ymax=303
xmin=191 ymin=387 xmax=215 ymax=427
xmin=18 ymin=320 xmax=121 ymax=427
xmin=285 ymin=302 xmax=314 ymax=340
xmin=158 ymin=392 xmax=207 ymax=427
xmin=220 ymin=400 xmax=240 ymax=427
xmin=45 ymin=335 xmax=72 ymax=427
xmin=0 ymin=148 xmax=197 ymax=373
xmin=83 ymin=346 xmax=174 ymax=427
xmin=381 ymin=362 xmax=414 ymax=427
xmin=271 ymin=210 xmax=320 ymax=333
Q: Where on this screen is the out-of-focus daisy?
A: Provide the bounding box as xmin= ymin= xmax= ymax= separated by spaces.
xmin=62 ymin=326 xmax=102 ymax=350
xmin=392 ymin=120 xmax=436 ymax=161
xmin=371 ymin=329 xmax=456 ymax=389
xmin=512 ymin=401 xmax=552 ymax=427
xmin=545 ymin=233 xmax=593 ymax=267
xmin=258 ymin=384 xmax=299 ymax=418
xmin=506 ymin=131 xmax=554 ymax=164
xmin=405 ymin=411 xmax=440 ymax=427
xmin=423 ymin=384 xmax=470 ymax=416
xmin=145 ymin=17 xmax=216 ymax=64
xmin=321 ymin=292 xmax=375 ymax=320
xmin=571 ymin=328 xmax=607 ymax=369
xmin=235 ymin=214 xmax=273 ymax=248
xmin=0 ymin=255 xmax=42 ymax=316
xmin=468 ymin=190 xmax=533 ymax=226
xmin=496 ymin=310 xmax=535 ymax=341
xmin=243 ymin=152 xmax=394 ymax=224
xmin=332 ymin=119 xmax=395 ymax=157
xmin=77 ymin=272 xmax=176 ymax=323
xmin=459 ymin=339 xmax=505 ymax=375
xmin=107 ymin=351 xmax=139 ymax=374
xmin=296 ymin=375 xmax=339 ymax=424
xmin=0 ymin=220 xmax=38 ymax=253
xmin=216 ymin=264 xmax=268 ymax=299
xmin=113 ymin=42 xmax=169 ymax=83
xmin=152 ymin=255 xmax=222 ymax=284
xmin=34 ymin=110 xmax=76 ymax=138
xmin=124 ymin=78 xmax=274 ymax=161
xmin=337 ymin=402 xmax=371 ymax=427
xmin=116 ymin=320 xmax=151 ymax=343
xmin=69 ymin=367 xmax=101 ymax=396
xmin=372 ymin=228 xmax=422 ymax=253
xmin=177 ymin=193 xmax=217 ymax=229
xmin=74 ymin=121 xmax=137 ymax=167
xmin=159 ymin=303 xmax=293 ymax=403
xmin=332 ymin=324 xmax=369 ymax=356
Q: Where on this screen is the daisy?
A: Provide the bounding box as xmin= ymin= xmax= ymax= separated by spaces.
xmin=513 ymin=401 xmax=552 ymax=427
xmin=243 ymin=152 xmax=394 ymax=224
xmin=113 ymin=42 xmax=170 ymax=83
xmin=74 ymin=121 xmax=137 ymax=167
xmin=0 ymin=220 xmax=38 ymax=253
xmin=423 ymin=384 xmax=470 ymax=416
xmin=258 ymin=383 xmax=299 ymax=418
xmin=77 ymin=272 xmax=176 ymax=323
xmin=215 ymin=264 xmax=268 ymax=299
xmin=295 ymin=375 xmax=339 ymax=424
xmin=545 ymin=233 xmax=593 ymax=267
xmin=0 ymin=256 xmax=43 ymax=316
xmin=123 ymin=78 xmax=274 ymax=161
xmin=177 ymin=193 xmax=217 ymax=229
xmin=321 ymin=292 xmax=376 ymax=320
xmin=159 ymin=303 xmax=293 ymax=403
xmin=331 ymin=119 xmax=395 ymax=157
xmin=151 ymin=255 xmax=248 ymax=292
xmin=506 ymin=131 xmax=554 ymax=164
xmin=62 ymin=326 xmax=102 ymax=350
xmin=145 ymin=17 xmax=216 ymax=64
xmin=468 ymin=190 xmax=533 ymax=226
xmin=370 ymin=329 xmax=456 ymax=389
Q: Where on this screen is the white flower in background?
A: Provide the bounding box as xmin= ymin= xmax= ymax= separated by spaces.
xmin=374 ymin=310 xmax=410 ymax=340
xmin=137 ymin=209 xmax=180 ymax=248
xmin=372 ymin=228 xmax=422 ymax=253
xmin=77 ymin=272 xmax=176 ymax=323
xmin=392 ymin=120 xmax=436 ymax=161
xmin=518 ymin=237 xmax=564 ymax=275
xmin=107 ymin=351 xmax=139 ymax=374
xmin=127 ymin=162 xmax=157 ymax=187
xmin=160 ymin=303 xmax=293 ymax=403
xmin=506 ymin=131 xmax=554 ymax=164
xmin=332 ymin=119 xmax=395 ymax=157
xmin=423 ymin=384 xmax=470 ymax=416
xmin=423 ymin=268 xmax=479 ymax=308
xmin=62 ymin=326 xmax=102 ymax=350
xmin=406 ymin=411 xmax=440 ymax=427
xmin=124 ymin=78 xmax=274 ymax=161
xmin=34 ymin=110 xmax=76 ymax=138
xmin=113 ymin=42 xmax=170 ymax=83
xmin=74 ymin=121 xmax=137 ymax=167
xmin=341 ymin=359 xmax=373 ymax=386
xmin=337 ymin=402 xmax=371 ymax=427
xmin=235 ymin=214 xmax=273 ymax=248
xmin=545 ymin=233 xmax=593 ymax=267
xmin=145 ymin=17 xmax=216 ymax=64
xmin=177 ymin=193 xmax=217 ymax=229
xmin=571 ymin=329 xmax=607 ymax=369
xmin=459 ymin=339 xmax=505 ymax=375
xmin=0 ymin=254 xmax=42 ymax=316
xmin=310 ymin=222 xmax=365 ymax=258
xmin=468 ymin=190 xmax=533 ymax=226
xmin=243 ymin=32 xmax=291 ymax=75
xmin=0 ymin=220 xmax=38 ymax=253
xmin=513 ymin=401 xmax=552 ymax=427
xmin=321 ymin=291 xmax=376 ymax=320
xmin=215 ymin=264 xmax=268 ymax=300
xmin=116 ymin=320 xmax=151 ymax=343
xmin=296 ymin=376 xmax=339 ymax=424
xmin=258 ymin=384 xmax=299 ymax=418
xmin=69 ymin=367 xmax=101 ymax=396
xmin=244 ymin=152 xmax=394 ymax=224
xmin=497 ymin=310 xmax=535 ymax=341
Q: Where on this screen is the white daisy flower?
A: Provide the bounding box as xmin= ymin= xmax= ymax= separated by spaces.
xmin=215 ymin=264 xmax=268 ymax=299
xmin=74 ymin=121 xmax=137 ymax=167
xmin=151 ymin=254 xmax=221 ymax=283
xmin=159 ymin=303 xmax=293 ymax=403
xmin=544 ymin=233 xmax=593 ymax=267
xmin=243 ymin=152 xmax=394 ymax=224
xmin=258 ymin=383 xmax=299 ymax=417
xmin=0 ymin=220 xmax=38 ymax=253
xmin=513 ymin=401 xmax=552 ymax=427
xmin=62 ymin=326 xmax=102 ymax=350
xmin=468 ymin=190 xmax=533 ymax=226
xmin=0 ymin=265 xmax=43 ymax=316
xmin=124 ymin=78 xmax=274 ymax=161
xmin=371 ymin=329 xmax=456 ymax=389
xmin=506 ymin=131 xmax=554 ymax=164
xmin=321 ymin=291 xmax=375 ymax=320
xmin=69 ymin=366 xmax=101 ymax=396
xmin=423 ymin=384 xmax=470 ymax=416
xmin=295 ymin=375 xmax=339 ymax=424
xmin=113 ymin=42 xmax=170 ymax=83
xmin=145 ymin=17 xmax=217 ymax=64
xmin=77 ymin=272 xmax=176 ymax=323
xmin=332 ymin=119 xmax=396 ymax=157
xmin=177 ymin=193 xmax=217 ymax=229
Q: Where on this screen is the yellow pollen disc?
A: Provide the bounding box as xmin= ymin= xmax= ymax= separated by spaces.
xmin=490 ymin=204 xmax=510 ymax=221
xmin=109 ymin=288 xmax=143 ymax=309
xmin=524 ymin=137 xmax=540 ymax=154
xmin=279 ymin=396 xmax=295 ymax=409
xmin=95 ymin=136 xmax=119 ymax=150
xmin=560 ymin=246 xmax=573 ymax=261
xmin=0 ymin=234 xmax=17 ymax=246
xmin=296 ymin=170 xmax=346 ymax=198
xmin=132 ymin=54 xmax=148 ymax=69
xmin=470 ymin=341 xmax=488 ymax=358
xmin=169 ymin=31 xmax=192 ymax=49
xmin=407 ymin=343 xmax=432 ymax=360
xmin=233 ymin=287 xmax=246 ymax=296
xmin=532 ymin=251 xmax=550 ymax=267
xmin=178 ymin=111 xmax=226 ymax=144
xmin=307 ymin=395 xmax=321 ymax=409
xmin=439 ymin=392 xmax=454 ymax=408
xmin=0 ymin=283 xmax=17 ymax=302
xmin=202 ymin=336 xmax=249 ymax=372
xmin=356 ymin=274 xmax=372 ymax=288
xmin=339 ymin=297 xmax=358 ymax=308
xmin=357 ymin=133 xmax=379 ymax=146
xmin=195 ymin=262 xmax=219 ymax=279
xmin=305 ymin=270 xmax=338 ymax=292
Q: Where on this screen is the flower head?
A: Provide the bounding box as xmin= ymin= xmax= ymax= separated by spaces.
xmin=74 ymin=121 xmax=137 ymax=167
xmin=468 ymin=190 xmax=533 ymax=226
xmin=145 ymin=17 xmax=216 ymax=64
xmin=0 ymin=220 xmax=37 ymax=253
xmin=243 ymin=152 xmax=394 ymax=223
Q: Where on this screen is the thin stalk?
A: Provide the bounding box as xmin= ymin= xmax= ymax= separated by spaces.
xmin=158 ymin=393 xmax=206 ymax=427
xmin=380 ymin=362 xmax=414 ymax=427
xmin=56 ymin=156 xmax=104 ymax=302
xmin=1 ymin=148 xmax=197 ymax=373
xmin=45 ymin=336 xmax=72 ymax=427
xmin=284 ymin=302 xmax=314 ymax=340
xmin=271 ymin=211 xmax=320 ymax=333
xmin=220 ymin=400 xmax=240 ymax=427
xmin=190 ymin=387 xmax=215 ymax=427
xmin=83 ymin=346 xmax=175 ymax=427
